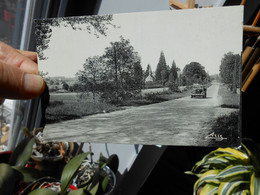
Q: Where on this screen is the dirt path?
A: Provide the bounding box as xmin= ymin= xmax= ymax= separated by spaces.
xmin=43 ymin=83 xmax=237 ymax=146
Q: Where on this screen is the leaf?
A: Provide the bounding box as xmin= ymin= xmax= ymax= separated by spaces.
xmin=192 ymin=153 xmax=244 ymax=174
xmin=185 ymin=171 xmax=198 ymax=176
xmin=217 ymin=165 xmax=254 ymax=181
xmin=0 ymin=163 xmax=18 ymax=194
xmin=28 ymin=188 xmax=59 ymax=195
xmin=91 ymin=166 xmax=100 ymax=188
xmin=203 ymin=155 xmax=233 ymax=169
xmin=214 ymin=148 xmax=250 ymax=164
xmin=218 ymin=176 xmax=248 ymax=195
xmin=22 ymin=127 xmax=33 ymax=138
xmin=191 ymin=151 xmax=230 ymax=173
xmin=233 ymin=189 xmax=250 ymax=195
xmin=9 ymin=137 xmax=35 ymax=167
xmin=89 ymin=182 xmax=99 ymax=195
xmin=99 ymin=153 xmax=108 ymax=165
xmin=250 ymin=172 xmax=260 ymax=195
xmin=199 ymin=183 xmax=218 ymax=195
xmin=13 ymin=166 xmax=44 ymax=183
xmin=106 ymin=154 xmax=119 ymax=173
xmin=60 ymin=152 xmax=90 ymax=195
xmin=193 ymin=170 xmax=220 ymax=195
xmin=242 ymin=143 xmax=260 ymax=171
xmin=101 ymin=175 xmax=109 ymax=192
xmin=68 ymin=188 xmax=89 ymax=195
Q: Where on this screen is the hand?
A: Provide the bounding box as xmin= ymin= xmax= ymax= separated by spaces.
xmin=0 ymin=41 xmax=45 ymax=105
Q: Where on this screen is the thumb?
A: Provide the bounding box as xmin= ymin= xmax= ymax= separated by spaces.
xmin=0 ymin=61 xmax=45 ymax=100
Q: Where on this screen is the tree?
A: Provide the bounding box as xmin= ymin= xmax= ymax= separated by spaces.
xmin=102 ymin=36 xmax=143 ymax=103
xmin=144 ymin=64 xmax=152 ymax=79
xmin=219 ymin=52 xmax=241 ymax=91
xmin=168 ymin=60 xmax=179 ymax=83
xmin=77 ymin=56 xmax=105 ymax=103
xmin=133 ymin=60 xmax=143 ymax=91
xmin=62 ymin=82 xmax=69 ymax=91
xmin=35 ymin=15 xmax=115 ymax=60
xmin=182 ymin=62 xmax=208 ymax=85
xmin=155 ymin=51 xmax=168 ymax=86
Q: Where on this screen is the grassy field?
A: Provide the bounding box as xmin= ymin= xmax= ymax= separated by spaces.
xmin=46 ymin=93 xmax=120 ymax=123
xmin=46 ymin=89 xmax=192 ymax=124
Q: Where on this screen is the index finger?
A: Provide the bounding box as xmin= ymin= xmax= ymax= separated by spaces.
xmin=17 ymin=50 xmax=38 ymax=63
xmin=0 ymin=41 xmax=38 ymax=74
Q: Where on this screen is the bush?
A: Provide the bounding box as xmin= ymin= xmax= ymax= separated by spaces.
xmin=167 ymin=82 xmax=179 ymax=92
xmin=211 ymin=111 xmax=239 ymax=132
xmin=144 ymin=81 xmax=163 ymax=89
xmin=48 ymin=101 xmax=64 ymax=107
xmin=45 ymin=99 xmax=119 ymax=124
xmin=210 ymin=111 xmax=240 ymax=146
xmin=144 ymin=93 xmax=168 ymax=103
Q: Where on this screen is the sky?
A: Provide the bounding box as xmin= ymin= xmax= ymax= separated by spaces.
xmin=39 ymin=6 xmax=243 ymax=78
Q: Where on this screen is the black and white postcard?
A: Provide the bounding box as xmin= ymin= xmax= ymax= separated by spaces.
xmin=35 ymin=6 xmax=243 ymax=147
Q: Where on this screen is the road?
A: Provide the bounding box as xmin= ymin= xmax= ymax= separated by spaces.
xmin=43 ymin=83 xmax=238 ymax=146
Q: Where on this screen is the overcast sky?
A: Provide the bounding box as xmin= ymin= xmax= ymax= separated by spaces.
xmin=39 ymin=6 xmax=243 ymax=78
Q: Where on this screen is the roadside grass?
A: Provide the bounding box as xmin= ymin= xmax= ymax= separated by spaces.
xmin=218 ymin=84 xmax=240 ymax=108
xmin=209 ymin=111 xmax=240 ymax=146
xmin=207 ymin=84 xmax=241 ymax=146
xmin=211 ymin=111 xmax=240 ymax=132
xmin=46 ymin=93 xmax=120 ymax=124
xmin=46 ymin=89 xmax=191 ymax=123
xmin=120 ymin=89 xmax=191 ymax=106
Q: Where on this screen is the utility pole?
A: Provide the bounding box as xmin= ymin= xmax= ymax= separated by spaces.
xmin=114 ymin=43 xmax=119 ymax=103
xmin=233 ymin=59 xmax=237 ymax=93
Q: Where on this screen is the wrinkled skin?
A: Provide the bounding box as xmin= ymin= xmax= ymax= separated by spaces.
xmin=0 ymin=41 xmax=45 ymax=105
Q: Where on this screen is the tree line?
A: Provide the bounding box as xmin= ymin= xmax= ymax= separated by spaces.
xmin=219 ymin=52 xmax=241 ymax=92
xmin=75 ymin=36 xmax=212 ymax=104
xmin=44 ymin=50 xmax=240 ymax=102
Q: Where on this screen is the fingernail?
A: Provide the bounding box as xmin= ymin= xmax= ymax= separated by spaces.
xmin=23 ymin=74 xmax=44 ymax=94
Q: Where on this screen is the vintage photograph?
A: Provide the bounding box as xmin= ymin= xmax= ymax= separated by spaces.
xmin=35 ymin=6 xmax=243 ymax=146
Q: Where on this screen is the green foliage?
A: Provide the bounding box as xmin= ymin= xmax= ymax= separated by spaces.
xmin=28 ymin=188 xmax=59 ymax=195
xmin=143 ymin=93 xmax=168 ymax=103
xmin=62 ymin=82 xmax=69 ymax=91
xmin=9 ymin=137 xmax=35 ymax=167
xmin=167 ymin=82 xmax=179 ymax=92
xmin=199 ymin=183 xmax=218 ymax=195
xmin=144 ymin=64 xmax=153 ymax=80
xmin=103 ymin=36 xmax=143 ymax=102
xmin=77 ymin=56 xmax=105 ymax=103
xmin=35 ymin=15 xmax=114 ymax=60
xmin=168 ymin=60 xmax=179 ymax=82
xmin=0 ymin=129 xmax=117 ymax=195
xmin=181 ymin=62 xmax=208 ymax=85
xmin=60 ymin=152 xmax=90 ymax=195
xmin=250 ymin=172 xmax=260 ymax=195
xmin=68 ymin=188 xmax=89 ymax=195
xmin=155 ymin=51 xmax=168 ymax=85
xmin=211 ymin=111 xmax=239 ymax=135
xmin=13 ymin=166 xmax=44 ymax=184
xmin=0 ymin=136 xmax=38 ymax=194
xmin=0 ymin=163 xmax=19 ymax=194
xmin=219 ymin=52 xmax=241 ymax=85
xmin=46 ymin=96 xmax=119 ymax=124
xmin=187 ymin=141 xmax=260 ymax=194
xmin=77 ymin=36 xmax=143 ymax=104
